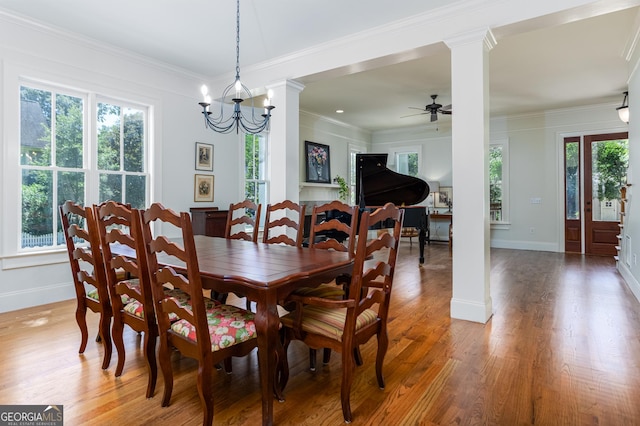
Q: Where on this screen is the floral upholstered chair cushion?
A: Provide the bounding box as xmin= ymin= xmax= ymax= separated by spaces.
xmin=170 ymin=304 xmax=257 ymax=351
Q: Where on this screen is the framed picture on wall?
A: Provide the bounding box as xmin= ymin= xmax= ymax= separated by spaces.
xmin=305 ymin=140 xmax=331 ymax=183
xmin=194 ymin=174 xmax=214 ymax=202
xmin=435 ymin=186 xmax=452 ymax=209
xmin=195 ymin=142 xmax=213 ymax=171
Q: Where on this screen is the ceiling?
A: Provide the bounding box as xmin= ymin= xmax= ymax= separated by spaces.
xmin=0 ymin=1 xmax=637 ymax=132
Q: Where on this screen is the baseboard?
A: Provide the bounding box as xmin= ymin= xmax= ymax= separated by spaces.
xmin=617 ymin=261 xmax=640 ymax=303
xmin=450 ymin=297 xmax=493 ymax=323
xmin=0 ymin=282 xmax=75 ymax=314
xmin=490 ymin=238 xmax=559 ymax=252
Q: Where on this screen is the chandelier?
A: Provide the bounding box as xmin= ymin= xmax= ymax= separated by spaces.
xmin=198 ymin=0 xmax=275 ymax=134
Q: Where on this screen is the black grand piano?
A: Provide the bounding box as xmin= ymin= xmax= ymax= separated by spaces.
xmin=356 ymin=153 xmax=430 ymax=263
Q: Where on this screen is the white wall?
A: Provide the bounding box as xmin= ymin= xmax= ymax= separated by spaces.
xmin=0 ymin=14 xmax=241 ymax=312
xmin=617 ymin=37 xmax=640 ymax=303
xmin=371 ymin=104 xmax=627 ymax=252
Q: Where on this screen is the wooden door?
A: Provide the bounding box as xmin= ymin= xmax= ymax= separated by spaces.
xmin=584 ymin=133 xmax=628 ymax=256
xmin=564 ymin=133 xmax=628 ymax=255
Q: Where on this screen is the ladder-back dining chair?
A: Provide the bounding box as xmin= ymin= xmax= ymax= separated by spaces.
xmin=280 ymin=202 xmax=404 ymax=423
xmin=225 ymin=199 xmax=261 ymax=243
xmin=287 ymin=200 xmax=357 ymax=370
xmin=96 ymin=201 xmax=189 ymax=398
xmin=262 ymin=200 xmax=306 ymax=247
xmin=59 ymin=200 xmax=113 ymax=370
xmin=137 ymin=203 xmax=258 ymax=425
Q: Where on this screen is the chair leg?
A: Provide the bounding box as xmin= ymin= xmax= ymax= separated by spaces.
xmin=144 ymin=330 xmax=158 ymax=398
xmin=354 ymin=347 xmax=363 ymax=366
xmin=112 ymin=316 xmax=126 ymax=376
xmin=158 ymin=338 xmax=174 ymax=407
xmin=223 ymin=357 xmax=233 ymax=374
xmin=76 ymin=304 xmax=88 ymax=353
xmin=197 ymin=358 xmax=214 ymax=426
xmin=309 ymin=348 xmax=317 ymax=371
xmin=375 ymin=329 xmax=389 ymax=390
xmin=322 ymin=348 xmax=332 ymax=365
xmin=340 ymin=348 xmax=356 ymax=423
xmin=99 ymin=313 xmax=112 ymax=370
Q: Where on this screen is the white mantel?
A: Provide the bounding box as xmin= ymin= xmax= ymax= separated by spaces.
xmin=299 ymin=183 xmax=339 ymax=202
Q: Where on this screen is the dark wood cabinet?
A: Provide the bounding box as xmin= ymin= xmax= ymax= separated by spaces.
xmin=190 ymin=207 xmax=228 ymax=237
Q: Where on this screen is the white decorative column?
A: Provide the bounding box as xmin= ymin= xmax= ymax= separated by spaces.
xmin=445 ymin=29 xmax=496 ymax=323
xmin=267 ymin=80 xmax=305 ymax=204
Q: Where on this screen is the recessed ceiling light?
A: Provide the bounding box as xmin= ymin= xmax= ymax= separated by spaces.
xmin=336 ymin=109 xmax=344 ymax=114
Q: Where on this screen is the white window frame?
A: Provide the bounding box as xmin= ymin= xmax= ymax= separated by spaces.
xmin=490 ymin=138 xmax=510 ymax=228
xmin=349 ymin=144 xmax=366 ymax=205
xmin=243 ymin=132 xmax=269 ymax=228
xmin=2 ymin=62 xmax=154 ymax=267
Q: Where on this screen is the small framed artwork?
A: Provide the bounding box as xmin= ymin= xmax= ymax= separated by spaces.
xmin=435 ymin=186 xmax=453 ymax=209
xmin=305 ymin=140 xmax=331 ymax=183
xmin=195 ymin=142 xmax=213 ymax=171
xmin=194 ymin=174 xmax=214 ymax=202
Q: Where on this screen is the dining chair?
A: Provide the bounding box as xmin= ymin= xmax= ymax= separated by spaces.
xmin=137 ymin=203 xmax=258 ymax=425
xmin=95 ymin=201 xmax=188 ymax=398
xmin=225 ymin=199 xmax=262 ymax=243
xmin=59 ymin=200 xmax=113 ymax=370
xmin=287 ymin=200 xmax=357 ymax=371
xmin=262 ymin=200 xmax=306 ymax=247
xmin=280 ymin=202 xmax=404 ymax=423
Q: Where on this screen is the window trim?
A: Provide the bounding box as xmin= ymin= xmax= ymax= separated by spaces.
xmin=2 ymin=61 xmax=154 ymax=264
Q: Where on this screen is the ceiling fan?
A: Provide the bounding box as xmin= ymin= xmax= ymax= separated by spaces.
xmin=404 ymin=94 xmax=452 ymax=122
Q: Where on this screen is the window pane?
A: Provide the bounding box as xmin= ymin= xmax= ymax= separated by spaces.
xmin=97 ymin=103 xmax=121 ymax=171
xmin=55 ymin=94 xmax=84 ymax=168
xmin=396 ymin=152 xmax=418 ymax=176
xmin=99 ymin=173 xmax=122 ymax=203
xmin=123 ymin=108 xmax=144 ymax=172
xmin=20 ymin=87 xmax=51 ymax=166
xmin=22 ymin=169 xmax=53 ymax=248
xmin=591 ymin=139 xmax=628 ymax=222
xmin=58 ymin=171 xmax=85 ymax=206
xmin=489 ymin=146 xmax=503 ymax=221
xmin=565 ymin=141 xmax=580 ymax=220
xmin=125 ymin=175 xmax=146 ymax=209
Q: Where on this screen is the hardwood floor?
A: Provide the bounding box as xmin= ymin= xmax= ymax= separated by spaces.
xmin=1 ymin=243 xmax=639 ymax=425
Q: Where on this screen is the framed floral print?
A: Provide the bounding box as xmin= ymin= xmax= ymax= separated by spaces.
xmin=305 ymin=141 xmax=331 ymax=183
xmin=194 ymin=174 xmax=214 ymax=202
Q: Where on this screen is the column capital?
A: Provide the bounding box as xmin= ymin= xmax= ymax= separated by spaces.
xmin=266 ymin=79 xmax=305 ymax=94
xmin=444 ymin=27 xmax=497 ymax=51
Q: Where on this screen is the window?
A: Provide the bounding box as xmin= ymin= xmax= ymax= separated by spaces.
xmin=349 ymin=145 xmax=366 ymax=205
xmin=395 ymin=151 xmax=419 ymax=177
xmin=19 ymin=83 xmax=149 ymax=249
xmin=244 ymin=133 xmax=268 ymax=225
xmin=489 ymin=139 xmax=509 ymax=224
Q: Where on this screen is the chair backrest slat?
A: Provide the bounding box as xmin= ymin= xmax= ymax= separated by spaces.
xmin=308 ymin=200 xmax=357 ymax=256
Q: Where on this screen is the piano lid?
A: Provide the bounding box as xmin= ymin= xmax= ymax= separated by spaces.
xmin=356 ymin=153 xmax=430 ymax=208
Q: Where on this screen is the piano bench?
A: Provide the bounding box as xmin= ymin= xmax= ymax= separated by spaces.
xmin=401 ymin=227 xmax=420 ymax=246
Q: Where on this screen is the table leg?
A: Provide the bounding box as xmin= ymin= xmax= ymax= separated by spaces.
xmin=255 ymin=293 xmax=281 ymax=426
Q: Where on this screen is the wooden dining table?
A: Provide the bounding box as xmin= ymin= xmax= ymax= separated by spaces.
xmin=156 ymin=235 xmax=353 ymax=425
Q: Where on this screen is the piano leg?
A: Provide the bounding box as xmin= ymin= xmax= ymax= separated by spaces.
xmin=418 ymin=228 xmax=426 ymax=264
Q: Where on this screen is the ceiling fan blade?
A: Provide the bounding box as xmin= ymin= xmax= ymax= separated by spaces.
xmin=408 ymin=106 xmax=425 ymax=111
xmin=401 ymin=112 xmax=428 ymax=118
xmin=440 ymin=110 xmax=452 ymax=115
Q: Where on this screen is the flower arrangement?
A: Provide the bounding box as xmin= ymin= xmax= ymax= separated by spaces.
xmin=308 ymin=146 xmax=327 ymax=165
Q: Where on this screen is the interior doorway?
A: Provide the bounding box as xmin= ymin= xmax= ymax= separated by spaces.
xmin=564 ymin=132 xmax=628 ymax=255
